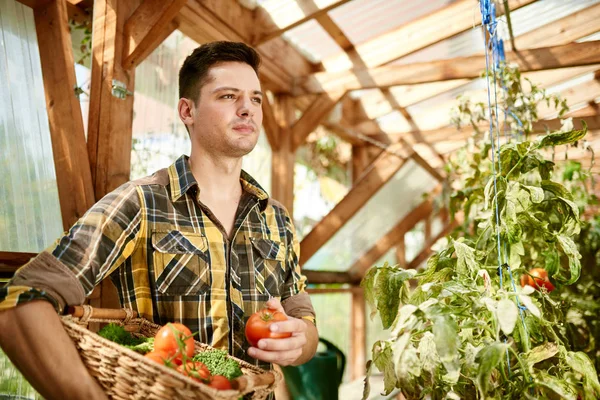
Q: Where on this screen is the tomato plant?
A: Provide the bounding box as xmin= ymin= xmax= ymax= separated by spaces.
xmin=521 ymin=267 xmax=555 ymax=292
xmin=208 ymin=375 xmax=232 ymax=390
xmin=245 ymin=308 xmax=291 ymax=347
xmin=154 ymin=323 xmax=195 ymax=361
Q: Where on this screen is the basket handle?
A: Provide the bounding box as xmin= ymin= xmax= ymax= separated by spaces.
xmin=231 ymin=371 xmax=275 ymax=391
xmin=67 ymin=305 xmax=138 ymax=322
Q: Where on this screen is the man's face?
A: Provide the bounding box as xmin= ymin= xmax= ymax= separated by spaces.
xmin=189 ymin=62 xmax=263 ymax=158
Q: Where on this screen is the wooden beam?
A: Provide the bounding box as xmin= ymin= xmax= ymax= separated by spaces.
xmin=351 ymin=288 xmax=366 ymax=380
xmin=122 ymin=0 xmax=185 ymax=69
xmin=262 ymin=92 xmax=280 ymax=150
xmin=302 ymin=270 xmax=356 ymax=284
xmin=271 ymin=95 xmax=296 ymax=215
xmin=16 ymin=0 xmax=52 ymax=8
xmin=291 ymin=92 xmax=345 ymax=151
xmin=298 ymin=41 xmax=600 ymax=94
xmin=347 ymin=192 xmax=439 ymax=280
xmin=395 ymin=239 xmax=406 ymax=268
xmin=299 ymin=144 xmax=411 ymax=266
xmin=87 ymin=0 xmax=140 ymax=199
xmin=318 ymin=0 xmax=536 ymax=71
xmin=35 ymin=0 xmax=95 ymax=229
xmin=253 ymin=0 xmax=352 ymax=46
xmin=0 ymin=251 xmax=38 ymax=279
xmin=177 ymin=0 xmax=316 ymax=95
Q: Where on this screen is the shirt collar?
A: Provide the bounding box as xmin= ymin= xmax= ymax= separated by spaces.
xmin=168 ymin=155 xmax=270 ymax=209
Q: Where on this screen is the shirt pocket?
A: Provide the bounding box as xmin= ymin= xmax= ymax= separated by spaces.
xmin=151 ymin=230 xmax=211 ymax=296
xmin=249 ymin=237 xmax=286 ymax=298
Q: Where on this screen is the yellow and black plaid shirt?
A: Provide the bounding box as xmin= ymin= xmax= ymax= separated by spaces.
xmin=1 ymin=155 xmax=315 ymax=368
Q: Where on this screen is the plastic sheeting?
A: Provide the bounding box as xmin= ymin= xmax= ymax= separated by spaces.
xmin=0 ymin=0 xmax=63 ymax=252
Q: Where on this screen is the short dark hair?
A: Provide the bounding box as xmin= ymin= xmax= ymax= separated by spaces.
xmin=178 ymin=41 xmax=261 ymax=103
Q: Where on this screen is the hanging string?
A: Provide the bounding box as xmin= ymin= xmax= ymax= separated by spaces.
xmin=479 ymin=0 xmax=531 ymax=375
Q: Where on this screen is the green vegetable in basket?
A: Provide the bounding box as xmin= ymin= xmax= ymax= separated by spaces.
xmin=192 ymin=349 xmax=242 ymax=380
xmin=97 ymin=323 xmax=154 ymax=354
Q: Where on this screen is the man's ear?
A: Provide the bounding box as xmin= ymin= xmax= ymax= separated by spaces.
xmin=178 ymin=98 xmax=194 ymax=127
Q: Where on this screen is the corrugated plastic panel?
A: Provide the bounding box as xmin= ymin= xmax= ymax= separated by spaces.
xmin=0 ymin=0 xmax=63 ymax=252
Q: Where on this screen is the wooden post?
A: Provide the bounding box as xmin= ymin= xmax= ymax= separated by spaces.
xmin=87 ymin=0 xmax=141 ymax=312
xmin=351 ymin=287 xmax=366 ymax=380
xmin=271 ymin=95 xmax=296 ymax=216
xmin=396 ymin=236 xmax=406 ymax=268
xmin=34 ymin=0 xmax=95 ymax=229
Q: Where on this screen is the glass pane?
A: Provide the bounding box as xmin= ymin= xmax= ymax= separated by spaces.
xmin=0 ymin=0 xmax=62 ymax=252
xmin=405 ymin=220 xmax=425 ymax=264
xmin=310 ymin=292 xmax=352 ymax=383
xmin=303 ymin=159 xmax=438 ymax=271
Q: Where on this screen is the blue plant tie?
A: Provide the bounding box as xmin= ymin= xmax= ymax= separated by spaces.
xmin=480 ymin=0 xmax=492 ymax=25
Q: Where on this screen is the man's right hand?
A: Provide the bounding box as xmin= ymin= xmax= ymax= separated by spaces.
xmin=0 ymin=300 xmax=108 ymax=400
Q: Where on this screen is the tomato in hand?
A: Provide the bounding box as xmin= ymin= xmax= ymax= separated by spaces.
xmin=154 ymin=323 xmax=195 ymax=361
xmin=208 ymin=375 xmax=232 ymax=390
xmin=245 ymin=307 xmax=291 ymax=347
xmin=520 ymin=268 xmax=555 ymax=292
xmin=177 ymin=361 xmax=211 ymax=383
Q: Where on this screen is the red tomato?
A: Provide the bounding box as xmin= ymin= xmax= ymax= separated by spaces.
xmin=154 ymin=323 xmax=195 ymax=361
xmin=177 ymin=361 xmax=211 ymax=383
xmin=520 ymin=268 xmax=555 ymax=292
xmin=245 ymin=308 xmax=291 ymax=347
xmin=208 ymin=375 xmax=232 ymax=390
xmin=144 ymin=350 xmax=171 ymax=365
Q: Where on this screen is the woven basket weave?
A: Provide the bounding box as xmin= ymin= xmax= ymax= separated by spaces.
xmin=61 ymin=306 xmax=280 ymax=400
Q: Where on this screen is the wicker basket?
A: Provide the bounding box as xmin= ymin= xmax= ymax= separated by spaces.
xmin=61 ymin=305 xmax=281 ymax=400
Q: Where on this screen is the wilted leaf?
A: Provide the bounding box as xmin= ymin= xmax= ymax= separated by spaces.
xmin=433 ymin=315 xmax=460 ymax=384
xmin=497 ymin=298 xmax=519 ymax=335
xmin=372 ymin=340 xmax=396 ymax=395
xmin=362 ymin=360 xmax=372 ymax=400
xmin=523 ymin=185 xmax=544 ymax=203
xmin=537 ymin=123 xmax=587 ymax=148
xmin=535 ymin=371 xmax=578 ymax=400
xmin=566 ymin=351 xmax=600 ymax=398
xmin=454 ymin=239 xmax=479 ymax=276
xmin=519 ymin=294 xmax=541 ymax=318
xmin=526 ymin=342 xmax=559 ymax=370
xmin=418 ymin=332 xmax=440 ymax=374
xmin=556 ymin=234 xmax=582 ymax=285
xmin=476 ymin=342 xmax=507 ymax=397
xmin=374 ymin=267 xmax=417 ymax=329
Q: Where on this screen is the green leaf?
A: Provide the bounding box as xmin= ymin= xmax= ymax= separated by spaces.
xmin=525 ymin=343 xmax=559 ymax=370
xmin=510 ymin=241 xmax=525 ymax=269
xmin=556 ymin=234 xmax=582 ymax=284
xmin=375 ymin=267 xmax=417 ymax=329
xmin=542 ymin=180 xmax=574 ymax=200
xmin=433 ymin=315 xmax=460 ymax=384
xmin=475 ymin=342 xmax=507 ymax=397
xmin=361 ymin=266 xmax=379 ymax=319
xmin=535 ymin=371 xmax=578 ymax=400
xmin=543 ymin=247 xmax=560 ymax=277
xmin=372 ymin=340 xmax=396 ymax=395
xmin=566 ymin=351 xmax=600 ymax=399
xmin=537 ymin=122 xmax=587 ymax=148
xmin=523 ymin=185 xmax=544 ymax=204
xmin=453 ymin=239 xmax=479 ymax=276
xmin=497 ymin=298 xmax=519 ymax=335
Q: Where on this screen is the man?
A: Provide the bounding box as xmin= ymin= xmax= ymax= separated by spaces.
xmin=0 ymin=41 xmax=318 ymax=399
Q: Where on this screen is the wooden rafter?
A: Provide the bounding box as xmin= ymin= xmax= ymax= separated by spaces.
xmin=291 ymin=91 xmax=345 ymax=151
xmin=177 ymin=0 xmax=316 ymax=94
xmin=262 ymin=93 xmax=281 ymax=150
xmin=299 ymin=144 xmax=412 ymax=266
xmin=253 ymin=0 xmax=352 ymax=46
xmin=357 ymin=2 xmax=600 ymax=123
xmin=298 ymin=40 xmax=600 ymax=94
xmin=301 ymin=270 xmax=357 ymax=285
xmin=34 ymin=0 xmax=95 ymax=229
xmin=271 ymin=95 xmax=296 ymax=215
xmin=0 ymin=252 xmax=37 ymax=279
xmin=122 ymin=0 xmax=185 ymax=69
xmin=347 ymin=189 xmax=441 ymax=281
xmin=318 ymin=0 xmax=536 ymax=71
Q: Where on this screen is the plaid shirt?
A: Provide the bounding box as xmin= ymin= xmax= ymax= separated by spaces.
xmin=1 ymin=155 xmax=315 ymax=368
